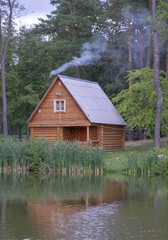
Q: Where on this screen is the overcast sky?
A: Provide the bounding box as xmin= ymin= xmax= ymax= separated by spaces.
xmin=15 ymin=0 xmax=54 ymax=27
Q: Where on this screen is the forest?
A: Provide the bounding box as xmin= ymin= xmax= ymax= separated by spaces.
xmin=0 ymin=0 xmax=168 ymax=142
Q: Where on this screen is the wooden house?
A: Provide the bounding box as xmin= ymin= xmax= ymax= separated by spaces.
xmin=27 ymin=75 xmax=126 ymax=150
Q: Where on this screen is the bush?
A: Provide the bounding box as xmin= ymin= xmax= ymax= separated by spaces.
xmin=24 ymin=139 xmax=46 ymax=171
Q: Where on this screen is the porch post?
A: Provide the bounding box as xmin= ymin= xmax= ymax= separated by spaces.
xmin=57 ymin=127 xmax=63 ymax=140
xmin=87 ymin=126 xmax=90 ymax=142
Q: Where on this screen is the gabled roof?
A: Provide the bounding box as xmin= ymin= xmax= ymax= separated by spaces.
xmin=27 ymin=75 xmax=126 ymax=126
xmin=59 ymin=75 xmax=126 ymax=125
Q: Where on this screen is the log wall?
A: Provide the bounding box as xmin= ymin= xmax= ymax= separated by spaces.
xmin=30 ymin=127 xmax=57 ymax=141
xmin=102 ymin=124 xmax=125 ymax=150
xmin=90 ymin=126 xmax=97 ymax=140
xmin=97 ymin=125 xmax=103 ymax=149
xmin=30 ymin=127 xmax=63 ymax=141
xmin=30 ymin=124 xmax=125 ymax=150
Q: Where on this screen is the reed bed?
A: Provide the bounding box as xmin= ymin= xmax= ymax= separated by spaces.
xmin=0 ymin=137 xmax=105 ymax=173
xmin=126 ymin=147 xmax=168 ymax=175
xmin=104 ymin=141 xmax=168 ymax=175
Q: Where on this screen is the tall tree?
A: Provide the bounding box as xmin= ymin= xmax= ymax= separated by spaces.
xmin=113 ymin=67 xmax=168 ymax=137
xmin=152 ymin=0 xmax=163 ymax=148
xmin=147 ymin=0 xmax=152 ymax=67
xmin=36 ymin=0 xmax=103 ymax=79
xmin=0 ymin=0 xmax=18 ymax=139
xmin=157 ymin=0 xmax=168 ymax=79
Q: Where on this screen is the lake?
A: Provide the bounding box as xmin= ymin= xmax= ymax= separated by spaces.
xmin=0 ymin=174 xmax=168 ymax=240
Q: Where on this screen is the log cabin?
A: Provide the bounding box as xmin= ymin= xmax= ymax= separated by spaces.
xmin=27 ymin=75 xmax=126 ymax=150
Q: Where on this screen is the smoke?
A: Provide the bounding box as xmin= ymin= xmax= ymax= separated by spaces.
xmin=121 ymin=5 xmax=151 ymax=68
xmin=49 ymin=38 xmax=107 ymax=78
xmin=122 ymin=5 xmax=150 ymax=26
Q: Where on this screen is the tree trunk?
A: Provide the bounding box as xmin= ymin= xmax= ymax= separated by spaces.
xmin=139 ymin=25 xmax=144 ymax=69
xmin=146 ymin=31 xmax=151 ymax=67
xmin=69 ymin=0 xmax=80 ymax=78
xmin=138 ymin=26 xmax=144 ymax=140
xmin=0 ymin=0 xmax=16 ymax=140
xmin=166 ymin=44 xmax=168 ymax=80
xmin=128 ymin=20 xmax=133 ymax=74
xmin=1 ymin=60 xmax=8 ymax=139
xmin=138 ymin=129 xmax=143 ymax=140
xmin=152 ymin=0 xmax=163 ymax=149
xmin=149 ymin=0 xmax=152 ymax=9
xmin=143 ymin=129 xmax=148 ymax=140
xmin=10 ymin=125 xmax=14 ymax=136
xmin=1 ymin=199 xmax=6 ymax=226
xmin=0 ymin=124 xmax=2 ymax=134
xmin=18 ymin=124 xmax=22 ymax=140
xmin=146 ymin=0 xmax=152 ymax=67
xmin=26 ymin=125 xmax=30 ymax=138
xmin=0 ymin=107 xmax=2 ymax=134
xmin=128 ymin=19 xmax=133 ymax=141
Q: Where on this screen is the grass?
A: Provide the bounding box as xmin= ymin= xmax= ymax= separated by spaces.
xmin=104 ymin=138 xmax=168 ymax=175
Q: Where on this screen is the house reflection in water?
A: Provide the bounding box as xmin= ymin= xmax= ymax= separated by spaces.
xmin=27 ymin=179 xmax=124 ymax=239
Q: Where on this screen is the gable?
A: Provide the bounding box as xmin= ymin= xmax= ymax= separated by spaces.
xmin=28 ymin=77 xmax=90 ymax=126
xmin=59 ymin=75 xmax=126 ymax=125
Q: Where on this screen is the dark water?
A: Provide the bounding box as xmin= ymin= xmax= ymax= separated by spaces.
xmin=0 ymin=174 xmax=168 ymax=240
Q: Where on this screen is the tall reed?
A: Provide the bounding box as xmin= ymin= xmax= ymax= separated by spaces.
xmin=126 ymin=147 xmax=168 ymax=175
xmin=0 ymin=137 xmax=105 ymax=173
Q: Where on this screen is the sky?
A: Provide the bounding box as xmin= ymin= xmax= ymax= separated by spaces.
xmin=15 ymin=0 xmax=54 ymax=27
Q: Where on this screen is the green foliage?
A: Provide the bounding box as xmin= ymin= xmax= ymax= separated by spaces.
xmin=104 ymin=164 xmax=127 ymax=174
xmin=5 ymin=71 xmax=40 ymax=133
xmin=157 ymin=0 xmax=168 ymax=43
xmin=24 ymin=139 xmax=45 ymax=171
xmin=113 ymin=67 xmax=168 ymax=136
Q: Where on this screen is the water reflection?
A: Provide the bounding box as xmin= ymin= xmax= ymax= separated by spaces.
xmin=0 ymin=174 xmax=168 ymax=240
xmin=27 ymin=177 xmax=124 ymax=239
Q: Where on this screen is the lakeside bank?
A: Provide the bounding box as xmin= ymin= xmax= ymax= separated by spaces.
xmin=0 ymin=137 xmax=168 ymax=175
xmin=105 ymin=137 xmax=168 ymax=175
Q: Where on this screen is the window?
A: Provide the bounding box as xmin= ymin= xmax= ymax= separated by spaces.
xmin=61 ymin=101 xmax=64 ymax=110
xmin=54 ymin=99 xmax=66 ymax=112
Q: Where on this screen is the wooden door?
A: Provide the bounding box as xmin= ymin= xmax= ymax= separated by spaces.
xmin=79 ymin=127 xmax=86 ymax=141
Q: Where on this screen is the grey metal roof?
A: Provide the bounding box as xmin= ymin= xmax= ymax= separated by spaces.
xmin=59 ymin=75 xmax=126 ymax=125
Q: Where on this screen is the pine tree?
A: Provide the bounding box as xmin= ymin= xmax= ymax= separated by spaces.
xmin=37 ymin=0 xmax=103 ymax=78
xmin=152 ymin=0 xmax=163 ymax=148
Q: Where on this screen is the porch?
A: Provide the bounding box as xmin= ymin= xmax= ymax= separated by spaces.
xmin=62 ymin=126 xmax=100 ymax=147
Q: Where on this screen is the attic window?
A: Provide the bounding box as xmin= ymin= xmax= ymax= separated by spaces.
xmin=54 ymin=99 xmax=66 ymax=113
